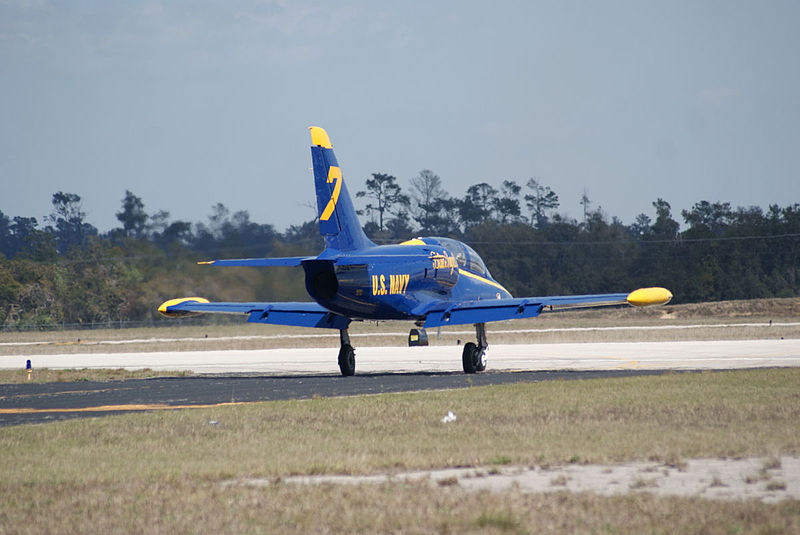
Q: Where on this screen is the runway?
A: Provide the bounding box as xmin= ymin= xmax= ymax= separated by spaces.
xmin=5 ymin=339 xmax=800 ymax=374
xmin=2 ymin=339 xmax=798 ymax=426
xmin=0 ymin=369 xmax=675 ymax=427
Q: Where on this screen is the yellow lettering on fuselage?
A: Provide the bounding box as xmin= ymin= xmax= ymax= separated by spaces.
xmin=430 ymin=253 xmax=458 ymax=274
xmin=371 ymin=273 xmax=410 ymax=296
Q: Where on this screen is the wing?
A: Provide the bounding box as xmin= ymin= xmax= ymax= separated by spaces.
xmin=158 ymin=298 xmax=350 ymax=330
xmin=418 ymin=287 xmax=672 ymax=328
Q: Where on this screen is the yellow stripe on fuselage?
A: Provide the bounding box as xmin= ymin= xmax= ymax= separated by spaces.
xmin=457 ymin=268 xmax=509 ymax=294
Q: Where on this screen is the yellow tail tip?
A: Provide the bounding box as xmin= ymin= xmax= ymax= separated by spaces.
xmin=158 ymin=297 xmax=210 ymax=317
xmin=626 ymin=287 xmax=673 ymax=307
xmin=309 ymin=126 xmax=332 ymax=148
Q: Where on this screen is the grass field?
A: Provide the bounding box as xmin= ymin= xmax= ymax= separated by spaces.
xmin=1 ymin=368 xmax=799 ymax=533
xmin=0 ymin=368 xmax=193 ymax=384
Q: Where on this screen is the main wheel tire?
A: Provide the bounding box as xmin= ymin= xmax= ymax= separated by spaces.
xmin=462 ymin=342 xmax=478 ymax=374
xmin=338 ymin=344 xmax=355 ymax=376
xmin=475 ymin=348 xmax=487 ymax=372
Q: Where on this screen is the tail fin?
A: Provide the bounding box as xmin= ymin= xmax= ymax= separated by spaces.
xmin=309 ymin=126 xmax=374 ymax=251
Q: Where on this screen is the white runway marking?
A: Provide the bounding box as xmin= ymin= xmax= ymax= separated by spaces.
xmin=3 ymin=339 xmax=799 ymax=374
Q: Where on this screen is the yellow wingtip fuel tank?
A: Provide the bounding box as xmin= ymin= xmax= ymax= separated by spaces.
xmin=626 ymin=287 xmax=673 ymax=307
xmin=158 ymin=297 xmax=210 ymax=317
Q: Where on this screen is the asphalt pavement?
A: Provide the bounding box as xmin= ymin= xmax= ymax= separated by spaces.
xmin=0 ymin=369 xmax=673 ymax=427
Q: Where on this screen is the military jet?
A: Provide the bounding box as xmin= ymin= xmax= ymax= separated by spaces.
xmin=159 ymin=127 xmax=672 ymax=376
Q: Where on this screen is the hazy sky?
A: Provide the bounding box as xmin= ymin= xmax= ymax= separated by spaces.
xmin=2 ymin=0 xmax=799 ymax=232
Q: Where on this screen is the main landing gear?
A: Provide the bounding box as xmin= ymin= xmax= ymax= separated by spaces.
xmin=462 ymin=322 xmax=488 ymax=374
xmin=338 ymin=328 xmax=355 ymax=377
xmin=338 ymin=323 xmax=487 ymax=376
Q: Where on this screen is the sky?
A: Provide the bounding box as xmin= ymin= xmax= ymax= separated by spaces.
xmin=2 ymin=0 xmax=799 ymax=233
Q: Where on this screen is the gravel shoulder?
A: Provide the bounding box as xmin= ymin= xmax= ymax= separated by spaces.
xmin=235 ymin=456 xmax=800 ymax=503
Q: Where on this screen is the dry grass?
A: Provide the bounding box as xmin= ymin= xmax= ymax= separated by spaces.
xmin=0 ymin=368 xmax=192 ymax=384
xmin=1 ymin=368 xmax=799 ymax=532
xmin=3 ymin=480 xmax=799 ymax=535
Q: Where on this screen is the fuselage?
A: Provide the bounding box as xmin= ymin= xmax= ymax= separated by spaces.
xmin=302 ymin=237 xmax=512 ymax=321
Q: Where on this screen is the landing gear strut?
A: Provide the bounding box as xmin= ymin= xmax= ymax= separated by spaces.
xmin=338 ymin=328 xmax=355 ymax=376
xmin=462 ymin=322 xmax=488 ymax=374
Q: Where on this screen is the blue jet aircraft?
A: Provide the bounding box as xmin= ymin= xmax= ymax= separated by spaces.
xmin=159 ymin=127 xmax=672 ymax=376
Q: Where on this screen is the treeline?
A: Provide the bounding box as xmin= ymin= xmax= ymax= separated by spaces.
xmin=1 ymin=172 xmax=799 ymax=329
xmin=0 ymin=191 xmax=320 ymax=328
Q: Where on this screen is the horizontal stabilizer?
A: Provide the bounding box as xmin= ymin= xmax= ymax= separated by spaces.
xmin=197 ymin=256 xmax=313 ymax=267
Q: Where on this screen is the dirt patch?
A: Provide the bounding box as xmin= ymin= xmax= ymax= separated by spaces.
xmin=232 ymin=456 xmax=800 ymax=503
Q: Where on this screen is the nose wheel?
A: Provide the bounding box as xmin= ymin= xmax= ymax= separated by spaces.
xmin=462 ymin=323 xmax=488 ymax=374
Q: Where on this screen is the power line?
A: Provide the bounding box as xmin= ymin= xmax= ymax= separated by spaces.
xmin=464 ymin=232 xmax=800 ymax=246
xmin=2 ymin=232 xmax=799 ymax=266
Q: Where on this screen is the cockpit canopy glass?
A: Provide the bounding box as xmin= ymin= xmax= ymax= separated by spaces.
xmin=431 ymin=237 xmax=490 ymax=278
